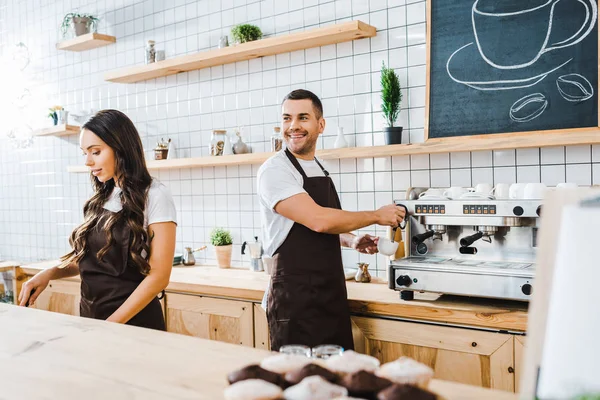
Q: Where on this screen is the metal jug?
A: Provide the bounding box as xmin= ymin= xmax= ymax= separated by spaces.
xmin=241 ymin=236 xmax=264 ymax=272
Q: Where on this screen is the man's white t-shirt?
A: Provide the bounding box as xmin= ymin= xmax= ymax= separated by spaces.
xmin=257 ymin=150 xmax=327 ymax=256
xmin=103 ymin=178 xmax=178 ymax=228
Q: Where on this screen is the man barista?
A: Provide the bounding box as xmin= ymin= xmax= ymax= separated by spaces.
xmin=257 ymin=89 xmax=405 ymax=351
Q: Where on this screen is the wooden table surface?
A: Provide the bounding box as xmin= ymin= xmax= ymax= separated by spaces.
xmin=16 ymin=260 xmax=529 ymax=331
xmin=0 ymin=303 xmax=517 ymax=400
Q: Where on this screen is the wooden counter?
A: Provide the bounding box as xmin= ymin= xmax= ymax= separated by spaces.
xmin=0 ymin=303 xmax=517 ymax=400
xmin=14 ymin=260 xmax=529 ymax=332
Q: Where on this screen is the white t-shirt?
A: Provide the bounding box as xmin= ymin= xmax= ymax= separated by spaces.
xmin=257 ymin=150 xmax=327 ymax=256
xmin=103 ymin=178 xmax=177 ymax=228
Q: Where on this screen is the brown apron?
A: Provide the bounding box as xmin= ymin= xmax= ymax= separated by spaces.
xmin=267 ymin=149 xmax=354 ymax=351
xmin=79 ymin=208 xmax=166 ymax=330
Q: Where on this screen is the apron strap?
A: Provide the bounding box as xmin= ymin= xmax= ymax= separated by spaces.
xmin=284 ymin=148 xmax=330 ymax=177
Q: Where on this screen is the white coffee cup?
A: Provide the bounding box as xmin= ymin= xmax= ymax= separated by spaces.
xmin=523 ymin=183 xmax=547 ymax=199
xmin=418 ymin=188 xmax=446 ymax=198
xmin=492 ymin=183 xmax=511 ymax=199
xmin=443 ymin=186 xmax=469 ymax=199
xmin=556 ymin=182 xmax=578 ymax=189
xmin=377 ymin=237 xmax=399 ymax=256
xmin=509 ymin=183 xmax=527 ymax=199
xmin=474 ymin=183 xmax=493 ymax=195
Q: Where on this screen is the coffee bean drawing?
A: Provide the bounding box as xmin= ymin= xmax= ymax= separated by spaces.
xmin=509 ymin=93 xmax=548 ymax=123
xmin=556 ymin=73 xmax=594 ymax=102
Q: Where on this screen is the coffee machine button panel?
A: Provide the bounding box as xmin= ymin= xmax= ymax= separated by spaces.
xmin=462 ymin=205 xmax=496 ymax=215
xmin=415 ymin=205 xmax=446 ymax=214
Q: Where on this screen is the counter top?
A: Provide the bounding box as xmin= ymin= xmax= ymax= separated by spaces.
xmin=15 ymin=260 xmax=529 ymax=332
xmin=0 ymin=303 xmax=517 ymax=400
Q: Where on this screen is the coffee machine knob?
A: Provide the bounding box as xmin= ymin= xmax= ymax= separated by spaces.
xmin=521 ymin=283 xmax=532 ymax=296
xmin=536 ymin=205 xmax=542 ymax=217
xmin=513 ymin=206 xmax=524 ymax=216
xmin=396 ymin=275 xmax=412 ymax=287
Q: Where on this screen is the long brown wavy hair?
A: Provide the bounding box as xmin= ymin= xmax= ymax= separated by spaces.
xmin=59 ymin=109 xmax=153 ymax=275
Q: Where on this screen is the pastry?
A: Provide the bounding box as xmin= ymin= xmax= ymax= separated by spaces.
xmin=260 ymin=353 xmax=312 ymax=374
xmin=224 ymin=379 xmax=283 ymax=400
xmin=340 ymin=370 xmax=393 ymax=400
xmin=227 ymin=364 xmax=285 ymax=388
xmin=375 ymin=357 xmax=434 ymax=388
xmin=377 ymin=384 xmax=437 ymax=400
xmin=285 ymin=363 xmax=339 ymax=385
xmin=326 ymin=350 xmax=381 ymax=374
xmin=283 ymin=375 xmax=348 ymax=400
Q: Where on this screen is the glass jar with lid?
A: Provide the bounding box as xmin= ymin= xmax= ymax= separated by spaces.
xmin=210 ymin=129 xmax=227 ymax=156
xmin=270 ymin=126 xmax=283 ymax=152
xmin=145 ymin=40 xmax=156 ymax=64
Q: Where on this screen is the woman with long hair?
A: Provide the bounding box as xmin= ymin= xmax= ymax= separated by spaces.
xmin=18 ymin=109 xmax=176 ymax=330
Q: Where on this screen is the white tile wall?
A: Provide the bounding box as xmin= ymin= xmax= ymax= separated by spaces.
xmin=0 ymin=0 xmax=597 ymax=275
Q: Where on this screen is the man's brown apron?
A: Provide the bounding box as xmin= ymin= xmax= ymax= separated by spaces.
xmin=79 ymin=208 xmax=165 ymax=330
xmin=267 ymin=149 xmax=354 ymax=351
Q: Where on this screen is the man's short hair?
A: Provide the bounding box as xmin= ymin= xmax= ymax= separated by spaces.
xmin=282 ymin=89 xmax=323 ymax=119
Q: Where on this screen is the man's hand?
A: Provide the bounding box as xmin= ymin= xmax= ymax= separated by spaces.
xmin=351 ymin=233 xmax=379 ymax=254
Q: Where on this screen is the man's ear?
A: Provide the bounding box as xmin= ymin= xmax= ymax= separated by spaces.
xmin=319 ymin=117 xmax=326 ymax=134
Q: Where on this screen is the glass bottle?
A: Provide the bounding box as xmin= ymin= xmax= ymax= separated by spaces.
xmin=210 ymin=130 xmax=227 ymax=156
xmin=270 ymin=126 xmax=283 ymax=152
xmin=145 ymin=40 xmax=156 ymax=64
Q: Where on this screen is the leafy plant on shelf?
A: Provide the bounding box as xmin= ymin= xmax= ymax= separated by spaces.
xmin=231 ymin=24 xmax=263 ymax=44
xmin=0 ymin=290 xmax=14 ymax=304
xmin=61 ymin=12 xmax=99 ymax=36
xmin=381 ymin=62 xmax=402 ymax=128
xmin=47 ymin=106 xmax=63 ymax=125
xmin=210 ymin=227 xmax=233 ymax=246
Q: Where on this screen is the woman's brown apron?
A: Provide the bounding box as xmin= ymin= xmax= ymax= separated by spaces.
xmin=267 ymin=149 xmax=354 ymax=351
xmin=78 ymin=209 xmax=165 ymax=330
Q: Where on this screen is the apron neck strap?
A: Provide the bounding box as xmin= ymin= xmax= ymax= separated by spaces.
xmin=284 ymin=148 xmax=329 ymax=178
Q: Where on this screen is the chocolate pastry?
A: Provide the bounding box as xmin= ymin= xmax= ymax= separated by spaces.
xmin=227 ymin=364 xmax=285 ymax=388
xmin=377 ymin=384 xmax=437 ymax=400
xmin=340 ymin=370 xmax=393 ymax=400
xmin=285 ymin=363 xmax=339 ymax=385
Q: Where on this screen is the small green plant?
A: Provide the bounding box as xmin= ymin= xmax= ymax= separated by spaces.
xmin=47 ymin=106 xmax=63 ymax=125
xmin=231 ymin=24 xmax=263 ymax=44
xmin=0 ymin=290 xmax=14 ymax=304
xmin=380 ymin=62 xmax=402 ymax=127
xmin=61 ymin=13 xmax=99 ymax=36
xmin=210 ymin=227 xmax=233 ymax=246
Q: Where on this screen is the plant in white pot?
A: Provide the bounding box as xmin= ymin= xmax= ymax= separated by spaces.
xmin=381 ymin=62 xmax=403 ymax=145
xmin=61 ymin=13 xmax=99 ymax=37
xmin=210 ymin=227 xmax=233 ymax=269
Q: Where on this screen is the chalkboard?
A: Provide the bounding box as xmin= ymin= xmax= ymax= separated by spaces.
xmin=426 ymin=0 xmax=599 ymax=141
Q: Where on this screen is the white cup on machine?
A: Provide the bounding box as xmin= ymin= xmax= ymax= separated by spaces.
xmin=418 ymin=188 xmax=447 ymax=199
xmin=491 ymin=183 xmax=511 ymax=199
xmin=443 ymin=186 xmax=469 ymax=199
xmin=474 ymin=183 xmax=493 ymax=195
xmin=523 ymin=183 xmax=547 ymax=199
xmin=556 ymin=182 xmax=578 ymax=189
xmin=509 ymin=183 xmax=527 ymax=199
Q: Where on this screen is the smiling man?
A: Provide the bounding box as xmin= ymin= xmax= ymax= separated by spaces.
xmin=257 ymin=89 xmax=406 ymax=351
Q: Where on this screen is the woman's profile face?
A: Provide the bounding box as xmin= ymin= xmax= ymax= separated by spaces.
xmin=80 ymin=128 xmax=117 ymax=183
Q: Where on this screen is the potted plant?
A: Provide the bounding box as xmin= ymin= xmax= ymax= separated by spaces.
xmin=48 ymin=106 xmax=68 ymax=125
xmin=231 ymin=24 xmax=263 ymax=44
xmin=381 ymin=62 xmax=403 ymax=145
xmin=61 ymin=13 xmax=99 ymax=37
xmin=210 ymin=227 xmax=233 ymax=269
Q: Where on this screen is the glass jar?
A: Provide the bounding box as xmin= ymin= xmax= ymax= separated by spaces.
xmin=270 ymin=126 xmax=283 ymax=152
xmin=210 ymin=129 xmax=227 ymax=156
xmin=145 ymin=40 xmax=156 ymax=64
xmin=311 ymin=344 xmax=344 ymax=359
xmin=279 ymin=344 xmax=311 ymax=358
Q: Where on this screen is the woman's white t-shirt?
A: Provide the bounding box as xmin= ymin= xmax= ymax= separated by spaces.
xmin=103 ymin=178 xmax=177 ymax=228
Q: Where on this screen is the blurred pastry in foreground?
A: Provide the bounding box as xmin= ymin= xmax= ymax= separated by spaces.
xmin=326 ymin=350 xmax=381 ymax=374
xmin=283 ymin=375 xmax=348 ymax=400
xmin=285 ymin=363 xmax=339 ymax=385
xmin=377 ymin=383 xmax=438 ymax=400
xmin=341 ymin=370 xmax=393 ymax=400
xmin=227 ymin=364 xmax=285 ymax=388
xmin=224 ymin=379 xmax=283 ymax=400
xmin=375 ymin=357 xmax=434 ymax=388
xmin=260 ymin=353 xmax=313 ymax=374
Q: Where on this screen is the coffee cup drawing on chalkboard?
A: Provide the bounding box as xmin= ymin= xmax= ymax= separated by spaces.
xmin=446 ymin=0 xmax=597 ymax=91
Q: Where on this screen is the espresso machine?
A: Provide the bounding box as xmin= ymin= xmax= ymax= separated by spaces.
xmin=389 ymin=188 xmax=539 ymax=301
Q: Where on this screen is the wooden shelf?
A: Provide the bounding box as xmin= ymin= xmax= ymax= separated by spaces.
xmin=34 ymin=124 xmax=80 ymax=137
xmin=104 ymin=21 xmax=376 ymax=83
xmin=56 ymin=33 xmax=116 ymax=52
xmin=66 ymin=128 xmax=600 ymax=173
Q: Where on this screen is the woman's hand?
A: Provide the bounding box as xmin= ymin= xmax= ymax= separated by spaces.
xmin=18 ymin=270 xmax=52 ymax=307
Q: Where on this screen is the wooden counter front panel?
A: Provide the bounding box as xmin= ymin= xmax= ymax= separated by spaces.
xmin=514 ymin=336 xmax=526 ymax=393
xmin=32 ymin=279 xmax=81 ymax=316
xmin=165 ymin=293 xmax=254 ymax=347
xmin=351 ymin=316 xmax=515 ymax=392
xmin=253 ymin=303 xmax=270 ymax=350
